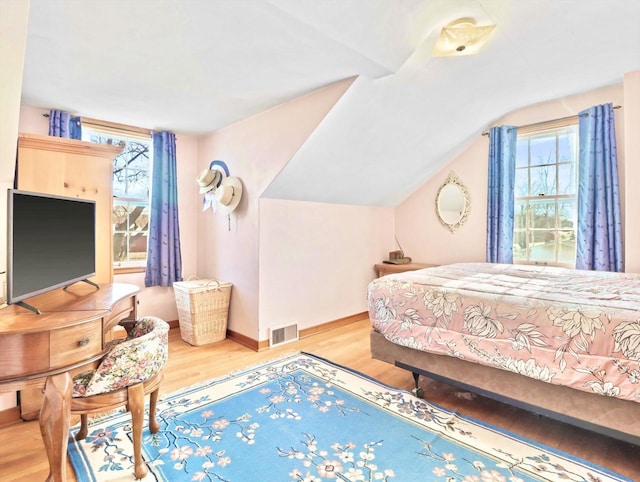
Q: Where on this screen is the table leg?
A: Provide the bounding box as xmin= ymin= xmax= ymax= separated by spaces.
xmin=39 ymin=372 xmax=71 ymax=482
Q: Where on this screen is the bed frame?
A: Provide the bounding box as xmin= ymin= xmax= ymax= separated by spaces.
xmin=371 ymin=330 xmax=640 ymax=446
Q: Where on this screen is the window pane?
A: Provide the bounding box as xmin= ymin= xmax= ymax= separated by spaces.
xmin=530 ymin=199 xmax=555 ymax=229
xmin=530 ymin=165 xmax=556 ymax=196
xmin=113 ymin=204 xmax=128 ymax=227
xmin=513 ymin=230 xmax=526 ymax=260
xmin=114 ymin=232 xmax=128 ymax=262
xmin=123 ymin=142 xmax=150 ymax=170
xmin=558 ymin=199 xmax=575 ymax=229
xmin=557 ymin=163 xmax=576 ymax=195
xmin=112 ymin=140 xmax=150 ymax=199
xmin=558 ymin=230 xmax=576 ymax=263
xmin=514 ymin=201 xmax=527 ymax=230
xmin=112 ymin=201 xmax=149 ymax=264
xmin=127 ymin=201 xmax=149 ymax=261
xmin=529 ymin=134 xmax=556 ymax=166
xmin=514 ymin=168 xmax=529 ymax=197
xmin=113 ymin=154 xmax=128 ymax=172
xmin=113 ymin=175 xmax=127 ymax=198
xmin=557 ymin=127 xmax=577 ymax=162
xmin=126 ymin=169 xmax=150 ymax=199
xmin=530 ymin=231 xmax=555 ymax=262
xmin=128 ymin=233 xmax=148 ymax=261
xmin=515 ymin=139 xmax=529 ymax=168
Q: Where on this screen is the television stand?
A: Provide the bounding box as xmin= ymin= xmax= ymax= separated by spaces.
xmin=14 ymin=280 xmax=101 ymax=315
xmin=63 ymin=278 xmax=100 ymax=291
xmin=15 ymin=300 xmax=41 ymax=315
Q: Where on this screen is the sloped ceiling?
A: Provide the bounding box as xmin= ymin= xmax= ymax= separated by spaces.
xmin=20 ymin=0 xmax=640 ymax=207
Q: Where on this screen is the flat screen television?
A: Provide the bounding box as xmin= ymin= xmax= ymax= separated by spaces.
xmin=7 ymin=189 xmax=97 ymax=313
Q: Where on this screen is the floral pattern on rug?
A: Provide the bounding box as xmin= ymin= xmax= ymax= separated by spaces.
xmin=68 ymin=353 xmax=631 ymax=482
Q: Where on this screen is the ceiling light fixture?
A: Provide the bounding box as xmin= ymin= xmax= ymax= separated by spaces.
xmin=432 ymin=17 xmax=496 ymax=57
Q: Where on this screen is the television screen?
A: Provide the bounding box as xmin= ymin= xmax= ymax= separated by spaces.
xmin=7 ymin=189 xmax=96 ymax=305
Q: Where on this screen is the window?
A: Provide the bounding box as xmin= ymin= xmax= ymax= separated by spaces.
xmin=81 ymin=123 xmax=152 ymax=268
xmin=513 ymin=124 xmax=578 ymax=267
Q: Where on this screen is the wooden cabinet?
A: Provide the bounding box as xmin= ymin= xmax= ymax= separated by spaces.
xmin=15 ymin=134 xmax=123 ymax=422
xmin=16 ymin=133 xmax=122 ymax=285
xmin=374 ymin=262 xmax=438 ymax=278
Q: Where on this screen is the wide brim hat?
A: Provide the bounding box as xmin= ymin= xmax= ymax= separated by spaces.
xmin=215 ymin=176 xmax=243 ymax=214
xmin=197 ymin=168 xmax=222 ymax=194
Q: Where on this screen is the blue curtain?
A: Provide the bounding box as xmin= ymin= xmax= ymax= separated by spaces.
xmin=576 ymin=103 xmax=622 ymax=272
xmin=48 ymin=110 xmax=82 ymax=139
xmin=486 ymin=125 xmax=517 ymax=263
xmin=145 ymin=131 xmax=183 ymax=287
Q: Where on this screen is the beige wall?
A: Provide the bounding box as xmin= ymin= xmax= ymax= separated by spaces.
xmin=623 ymin=71 xmax=640 ymax=272
xmin=259 ymin=199 xmax=392 ymax=341
xmin=396 ymin=80 xmax=636 ymax=271
xmin=0 ymin=0 xmax=30 ymax=300
xmin=0 ymin=0 xmax=30 ymax=412
xmin=196 ymin=77 xmax=393 ymax=341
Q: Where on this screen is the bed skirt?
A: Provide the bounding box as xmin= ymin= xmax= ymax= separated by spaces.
xmin=370 ymin=330 xmax=640 ymax=445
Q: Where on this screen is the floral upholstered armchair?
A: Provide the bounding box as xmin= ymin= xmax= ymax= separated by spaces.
xmin=72 ymin=316 xmax=169 ymax=397
xmin=71 ymin=316 xmax=170 ymax=479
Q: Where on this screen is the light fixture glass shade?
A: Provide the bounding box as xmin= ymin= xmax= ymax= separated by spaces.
xmin=433 ymin=18 xmax=495 ymax=57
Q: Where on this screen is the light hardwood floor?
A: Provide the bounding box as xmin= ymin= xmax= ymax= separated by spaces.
xmin=1 ymin=318 xmax=638 ymax=481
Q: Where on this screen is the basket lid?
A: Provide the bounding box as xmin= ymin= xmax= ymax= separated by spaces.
xmin=173 ymin=279 xmax=231 ymax=292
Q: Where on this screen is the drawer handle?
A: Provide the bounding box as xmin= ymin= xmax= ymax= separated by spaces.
xmin=78 ymin=337 xmax=90 ymax=347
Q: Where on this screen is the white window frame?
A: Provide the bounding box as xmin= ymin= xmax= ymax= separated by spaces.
xmin=81 ymin=121 xmax=152 ymax=270
xmin=513 ymin=121 xmax=579 ymax=268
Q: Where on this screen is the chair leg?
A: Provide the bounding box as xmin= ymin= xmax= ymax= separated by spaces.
xmin=148 ymin=387 xmax=160 ymax=434
xmin=75 ymin=414 xmax=89 ymax=441
xmin=127 ymin=383 xmax=148 ymax=479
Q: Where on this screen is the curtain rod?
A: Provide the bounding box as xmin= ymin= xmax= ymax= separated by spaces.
xmin=481 ymin=104 xmax=622 ymax=136
xmin=42 ymin=113 xmax=154 ymax=136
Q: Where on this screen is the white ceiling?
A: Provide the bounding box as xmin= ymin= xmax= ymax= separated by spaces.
xmin=21 ymin=0 xmax=640 ymax=207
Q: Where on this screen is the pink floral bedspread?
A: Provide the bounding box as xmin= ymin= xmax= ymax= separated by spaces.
xmin=367 ymin=263 xmax=640 ymax=403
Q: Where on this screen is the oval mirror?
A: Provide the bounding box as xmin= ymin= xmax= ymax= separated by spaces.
xmin=436 ymin=172 xmax=470 ymax=232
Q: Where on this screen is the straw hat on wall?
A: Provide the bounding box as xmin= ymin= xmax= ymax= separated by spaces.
xmin=196 ymin=168 xmax=222 ymax=194
xmin=215 ymin=176 xmax=243 ymax=214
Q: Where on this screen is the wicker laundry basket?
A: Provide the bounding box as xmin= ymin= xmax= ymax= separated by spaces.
xmin=173 ymin=279 xmax=232 ymax=346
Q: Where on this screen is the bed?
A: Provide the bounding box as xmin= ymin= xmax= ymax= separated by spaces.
xmin=367 ymin=262 xmax=640 ymax=445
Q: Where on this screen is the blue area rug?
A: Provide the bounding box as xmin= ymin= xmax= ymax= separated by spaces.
xmin=68 ymin=352 xmax=630 ymax=481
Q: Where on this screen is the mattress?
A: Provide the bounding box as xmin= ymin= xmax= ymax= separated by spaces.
xmin=367 ymin=263 xmax=640 ymax=403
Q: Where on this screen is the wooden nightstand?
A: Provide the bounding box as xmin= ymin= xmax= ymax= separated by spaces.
xmin=374 ymin=262 xmax=438 ymax=277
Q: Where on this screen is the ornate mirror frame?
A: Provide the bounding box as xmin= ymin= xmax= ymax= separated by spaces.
xmin=435 ymin=171 xmax=471 ymax=233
